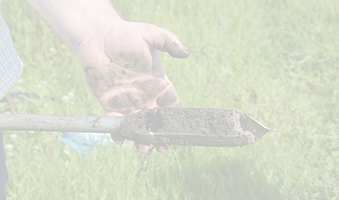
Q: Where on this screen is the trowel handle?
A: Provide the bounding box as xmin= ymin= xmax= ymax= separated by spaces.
xmin=0 ymin=114 xmax=124 ymax=134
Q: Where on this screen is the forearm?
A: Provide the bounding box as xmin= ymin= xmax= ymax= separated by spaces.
xmin=26 ymin=0 xmax=123 ymax=52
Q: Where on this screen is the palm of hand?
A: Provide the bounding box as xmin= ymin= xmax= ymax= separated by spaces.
xmin=77 ymin=22 xmax=189 ymax=117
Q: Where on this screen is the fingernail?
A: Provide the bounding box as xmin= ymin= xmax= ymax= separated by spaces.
xmin=181 ymin=46 xmax=190 ymax=56
xmin=181 ymin=45 xmax=189 ymax=52
xmin=137 ymin=144 xmax=150 ymax=154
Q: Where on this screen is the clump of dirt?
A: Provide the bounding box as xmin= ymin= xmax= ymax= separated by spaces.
xmin=118 ymin=107 xmax=271 ymax=147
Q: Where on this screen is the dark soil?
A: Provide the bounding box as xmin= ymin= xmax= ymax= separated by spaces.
xmin=118 ymin=107 xmax=271 ymax=147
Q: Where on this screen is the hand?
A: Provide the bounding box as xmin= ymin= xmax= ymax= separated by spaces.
xmin=76 ymin=21 xmax=190 ymax=153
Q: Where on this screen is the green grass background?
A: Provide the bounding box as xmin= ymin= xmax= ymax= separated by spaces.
xmin=1 ymin=0 xmax=339 ymax=199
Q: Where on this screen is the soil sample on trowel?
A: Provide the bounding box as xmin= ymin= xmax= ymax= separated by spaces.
xmin=118 ymin=107 xmax=273 ymax=147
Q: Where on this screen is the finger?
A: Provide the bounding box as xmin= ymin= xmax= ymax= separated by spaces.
xmin=105 ymin=111 xmax=124 ymax=117
xmin=125 ymin=109 xmax=142 ymax=116
xmin=157 ymin=85 xmax=181 ymax=107
xmin=106 ymin=112 xmax=125 ymax=145
xmin=135 ymin=143 xmax=151 ymax=154
xmin=110 ymin=133 xmax=125 ymax=145
xmin=140 ymin=23 xmax=190 ymax=59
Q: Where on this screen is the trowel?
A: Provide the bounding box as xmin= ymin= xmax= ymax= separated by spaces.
xmin=0 ymin=107 xmax=273 ymax=147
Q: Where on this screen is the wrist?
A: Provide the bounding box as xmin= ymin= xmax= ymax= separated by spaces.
xmin=27 ymin=0 xmax=123 ymax=52
xmin=73 ymin=10 xmax=123 ymax=53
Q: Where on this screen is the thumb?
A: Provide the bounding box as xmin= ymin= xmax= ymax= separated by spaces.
xmin=139 ymin=23 xmax=190 ymax=58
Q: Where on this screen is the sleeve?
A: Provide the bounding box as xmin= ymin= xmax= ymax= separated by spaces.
xmin=0 ymin=5 xmax=24 ymax=100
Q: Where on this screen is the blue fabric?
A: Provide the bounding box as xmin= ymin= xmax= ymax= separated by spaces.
xmin=57 ymin=132 xmax=97 ymax=156
xmin=0 ymin=130 xmax=8 ymax=200
xmin=57 ymin=132 xmax=111 ymax=157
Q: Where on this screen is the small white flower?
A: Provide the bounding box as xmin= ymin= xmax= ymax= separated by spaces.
xmin=49 ymin=47 xmax=56 ymax=52
xmin=53 ymin=79 xmax=58 ymax=84
xmin=42 ymin=81 xmax=48 ymax=85
xmin=67 ymin=92 xmax=74 ymax=99
xmin=8 ymin=152 xmax=14 ymax=157
xmin=70 ymin=101 xmax=75 ymax=105
xmin=63 ymin=149 xmax=70 ymax=155
xmin=156 ymin=5 xmax=161 ymax=9
xmin=6 ymin=144 xmax=13 ymax=150
xmin=44 ymin=103 xmax=48 ymax=108
xmin=66 ymin=74 xmax=71 ymax=78
xmin=33 ymin=146 xmax=40 ymax=154
xmin=17 ymin=79 xmax=23 ymax=84
xmin=10 ymin=134 xmax=18 ymax=140
xmin=62 ymin=95 xmax=70 ymax=102
xmin=35 ymin=84 xmax=41 ymax=89
xmin=17 ymin=86 xmax=23 ymax=91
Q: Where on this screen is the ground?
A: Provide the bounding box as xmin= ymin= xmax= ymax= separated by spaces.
xmin=1 ymin=0 xmax=339 ymax=199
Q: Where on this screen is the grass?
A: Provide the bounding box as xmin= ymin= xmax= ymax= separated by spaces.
xmin=1 ymin=0 xmax=339 ymax=199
